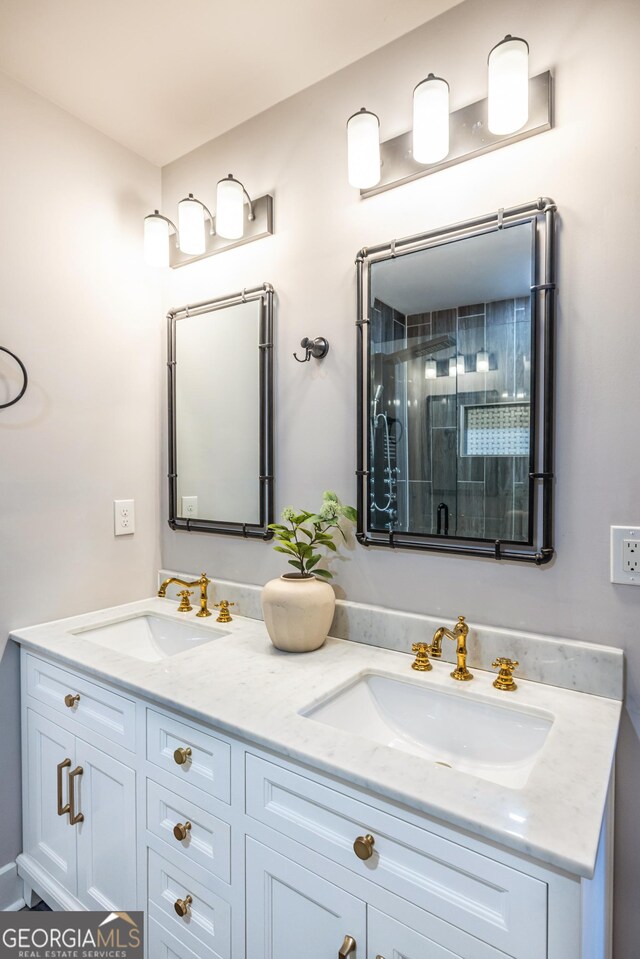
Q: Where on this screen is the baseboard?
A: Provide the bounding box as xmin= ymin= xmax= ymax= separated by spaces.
xmin=0 ymin=860 xmax=24 ymax=911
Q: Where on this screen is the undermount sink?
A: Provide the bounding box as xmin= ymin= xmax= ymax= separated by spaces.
xmin=302 ymin=672 xmax=553 ymax=789
xmin=71 ymin=613 xmax=229 ymax=662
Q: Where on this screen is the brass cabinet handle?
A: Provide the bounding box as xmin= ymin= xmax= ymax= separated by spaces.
xmin=353 ymin=833 xmax=375 ymax=860
xmin=56 ymin=758 xmax=71 ymax=817
xmin=339 ymin=935 xmax=356 ymax=959
xmin=173 ymin=746 xmax=192 ymax=766
xmin=174 ymin=894 xmax=192 ymax=918
xmin=64 ymin=693 xmax=80 ymax=708
xmin=69 ymin=765 xmax=84 ymax=825
xmin=173 ymin=821 xmax=192 ymax=841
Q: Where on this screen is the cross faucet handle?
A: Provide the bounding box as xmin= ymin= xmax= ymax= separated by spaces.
xmin=492 ymin=657 xmax=519 ymax=691
xmin=411 ymin=642 xmax=433 ymax=672
xmin=177 ymin=590 xmax=193 ymax=612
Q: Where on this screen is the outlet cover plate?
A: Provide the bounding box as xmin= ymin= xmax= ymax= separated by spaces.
xmin=610 ymin=525 xmax=640 ymax=585
xmin=114 ymin=499 xmax=135 ymax=536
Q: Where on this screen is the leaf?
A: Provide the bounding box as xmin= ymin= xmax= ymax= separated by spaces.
xmin=287 ymin=559 xmax=304 ymax=571
xmin=313 ymin=568 xmax=334 ymax=579
xmin=299 ymin=527 xmax=314 ymax=539
xmin=269 ymin=523 xmax=289 ymax=532
xmin=274 ymin=545 xmax=300 ymax=557
xmin=322 ymin=540 xmax=338 ymax=552
xmin=306 ymin=554 xmax=322 ymax=569
xmin=341 ymin=506 xmax=358 ymax=523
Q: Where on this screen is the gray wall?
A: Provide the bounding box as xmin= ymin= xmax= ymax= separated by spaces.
xmin=0 ymin=73 xmax=162 ymax=892
xmin=160 ymin=0 xmax=640 ymax=953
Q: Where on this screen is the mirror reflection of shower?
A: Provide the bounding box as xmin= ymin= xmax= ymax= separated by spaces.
xmin=370 ymin=383 xmax=399 ymax=529
xmin=369 ymin=297 xmax=410 ymax=532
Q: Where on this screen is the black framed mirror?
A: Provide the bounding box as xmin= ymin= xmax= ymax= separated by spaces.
xmin=167 ymin=283 xmax=274 ymax=538
xmin=356 ymin=199 xmax=556 ymax=563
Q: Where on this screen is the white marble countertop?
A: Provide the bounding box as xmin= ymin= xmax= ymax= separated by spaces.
xmin=10 ymin=597 xmax=621 ymax=879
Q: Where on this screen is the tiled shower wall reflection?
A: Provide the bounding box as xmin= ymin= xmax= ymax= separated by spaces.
xmin=371 ymin=297 xmax=531 ymax=542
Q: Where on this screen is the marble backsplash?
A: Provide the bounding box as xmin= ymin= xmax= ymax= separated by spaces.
xmin=158 ymin=569 xmax=624 ymax=700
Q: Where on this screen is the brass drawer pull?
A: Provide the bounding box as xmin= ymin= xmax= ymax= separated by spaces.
xmin=173 ymin=821 xmax=192 ymax=841
xmin=69 ymin=765 xmax=84 ymax=825
xmin=174 ymin=894 xmax=192 ymax=918
xmin=64 ymin=693 xmax=80 ymax=708
xmin=173 ymin=746 xmax=192 ymax=766
xmin=339 ymin=935 xmax=356 ymax=958
xmin=353 ymin=833 xmax=375 ymax=860
xmin=56 ymin=758 xmax=71 ymax=817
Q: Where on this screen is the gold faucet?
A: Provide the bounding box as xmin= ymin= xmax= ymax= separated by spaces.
xmin=429 ymin=615 xmax=473 ymax=682
xmin=158 ymin=573 xmax=212 ymax=618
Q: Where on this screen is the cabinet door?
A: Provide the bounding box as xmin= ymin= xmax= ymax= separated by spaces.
xmin=246 ymin=839 xmax=367 ymax=959
xmin=75 ymin=739 xmax=137 ymax=911
xmin=24 ymin=708 xmax=77 ymax=893
xmin=368 ymin=908 xmax=507 ymax=959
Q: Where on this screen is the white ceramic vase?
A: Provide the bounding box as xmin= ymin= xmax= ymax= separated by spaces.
xmin=261 ymin=573 xmax=336 ymax=653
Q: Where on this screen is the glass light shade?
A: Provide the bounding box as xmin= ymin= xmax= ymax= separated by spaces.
xmin=488 ymin=35 xmax=529 ymax=135
xmin=216 ymin=175 xmax=244 ymax=239
xmin=476 ymin=349 xmax=490 ymax=372
xmin=413 ymin=74 xmax=450 ymax=164
xmin=425 ymin=357 xmax=437 ymax=379
xmin=347 ymin=108 xmax=380 ymax=189
xmin=144 ymin=212 xmax=170 ymax=268
xmin=178 ymin=195 xmax=206 ymax=255
xmin=449 ymin=356 xmax=457 ymax=377
xmin=456 ymin=353 xmax=465 ymax=375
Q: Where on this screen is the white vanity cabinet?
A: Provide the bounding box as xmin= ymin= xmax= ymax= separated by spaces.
xmin=21 ymin=655 xmax=137 ymax=912
xmin=17 ymin=649 xmax=609 ymax=959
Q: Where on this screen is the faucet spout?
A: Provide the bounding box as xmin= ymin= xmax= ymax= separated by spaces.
xmin=158 ymin=573 xmax=212 ymax=618
xmin=429 ymin=615 xmax=473 ymax=682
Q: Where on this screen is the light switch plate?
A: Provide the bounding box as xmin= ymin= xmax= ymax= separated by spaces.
xmin=610 ymin=525 xmax=640 ymax=585
xmin=114 ymin=499 xmax=135 ymax=536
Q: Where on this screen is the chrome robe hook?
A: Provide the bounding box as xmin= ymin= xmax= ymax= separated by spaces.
xmin=293 ymin=336 xmax=330 ymax=363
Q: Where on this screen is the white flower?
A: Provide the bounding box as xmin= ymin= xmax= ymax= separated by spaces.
xmin=318 ymin=500 xmax=340 ymax=522
xmin=281 ymin=506 xmax=297 ymax=522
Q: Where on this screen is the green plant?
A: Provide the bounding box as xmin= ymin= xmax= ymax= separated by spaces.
xmin=268 ymin=491 xmax=357 ymax=579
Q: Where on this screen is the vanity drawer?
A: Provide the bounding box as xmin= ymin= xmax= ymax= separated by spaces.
xmin=146 ymin=778 xmax=231 ymax=883
xmin=147 ymin=848 xmax=231 ymax=959
xmin=245 ymin=754 xmax=547 ymax=959
xmin=25 ymin=653 xmax=136 ymax=750
xmin=146 ymin=708 xmax=231 ymax=804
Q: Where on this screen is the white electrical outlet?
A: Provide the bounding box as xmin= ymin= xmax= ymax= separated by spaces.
xmin=181 ymin=495 xmax=198 ymax=519
xmin=610 ymin=526 xmax=640 ymax=584
xmin=114 ymin=499 xmax=135 ymax=536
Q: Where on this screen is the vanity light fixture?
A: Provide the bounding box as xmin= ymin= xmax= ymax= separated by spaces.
xmin=348 ymin=35 xmax=551 ymax=198
xmin=424 ymin=357 xmax=437 ymax=379
xmin=144 ymin=211 xmax=178 ymax=268
xmin=347 ymin=108 xmax=381 ymax=189
xmin=456 ymin=353 xmax=465 ymax=375
xmin=216 ymin=174 xmax=255 ymax=240
xmin=476 ymin=349 xmax=490 ymax=373
xmin=413 ymin=74 xmax=450 ymax=164
xmin=487 ymin=35 xmax=529 ymax=135
xmin=177 ymin=193 xmax=214 ymax=256
xmin=144 ymin=177 xmax=273 ymax=269
xmin=448 ymin=356 xmax=457 ymax=377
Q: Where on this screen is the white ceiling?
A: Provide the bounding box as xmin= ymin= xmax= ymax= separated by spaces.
xmin=0 ymin=0 xmax=461 ymax=167
xmin=371 ymin=224 xmax=533 ymax=316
